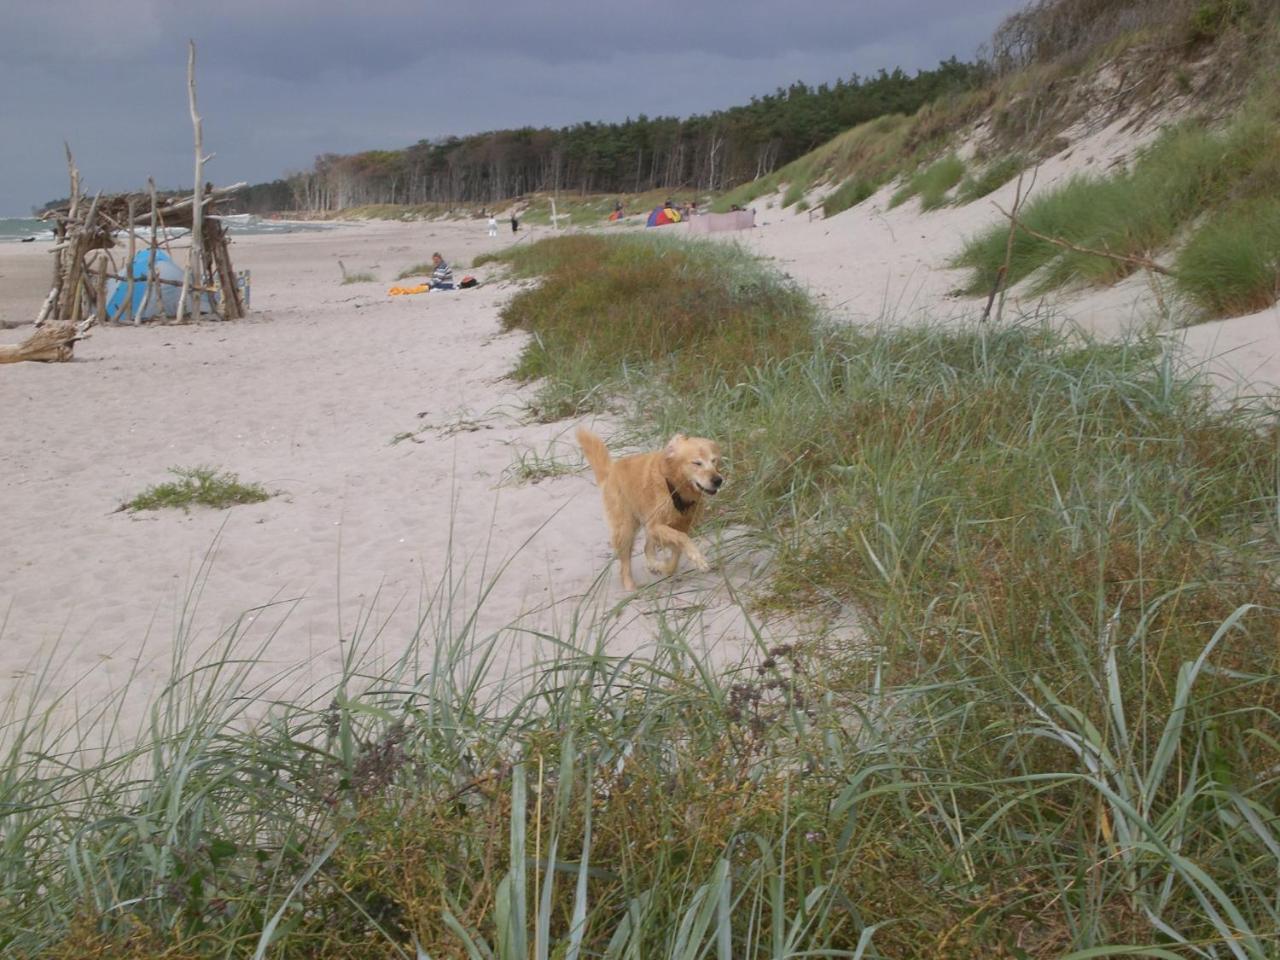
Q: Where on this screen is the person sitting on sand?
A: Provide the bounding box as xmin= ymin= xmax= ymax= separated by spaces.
xmin=429 ymin=252 xmax=455 ymax=290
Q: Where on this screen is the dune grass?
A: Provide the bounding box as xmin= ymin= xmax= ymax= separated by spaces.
xmin=8 ymin=233 xmax=1280 ymax=958
xmin=483 ymin=234 xmax=819 ymax=420
xmin=120 ymin=466 xmax=272 ymax=512
xmin=1174 ymin=196 xmax=1280 ymax=316
xmin=395 ymin=261 xmax=433 ymax=280
xmin=820 ymin=177 xmax=878 ymax=217
xmin=955 ymin=153 xmax=1027 ymax=204
xmin=954 ymin=86 xmax=1280 ymax=307
xmin=888 ymin=152 xmax=966 ymax=210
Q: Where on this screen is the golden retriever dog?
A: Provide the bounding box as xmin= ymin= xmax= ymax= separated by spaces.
xmin=576 ymin=427 xmax=725 ymax=590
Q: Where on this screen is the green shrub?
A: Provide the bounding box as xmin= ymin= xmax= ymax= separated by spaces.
xmin=1176 ymin=197 xmax=1280 ymax=316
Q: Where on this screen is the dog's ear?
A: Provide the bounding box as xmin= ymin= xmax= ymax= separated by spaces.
xmin=664 ymin=433 xmax=688 ymax=458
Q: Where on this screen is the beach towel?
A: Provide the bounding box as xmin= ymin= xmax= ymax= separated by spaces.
xmin=388 ymin=283 xmax=430 ymax=296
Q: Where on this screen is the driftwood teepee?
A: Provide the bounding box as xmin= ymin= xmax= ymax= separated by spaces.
xmin=36 ymin=154 xmax=247 ymax=330
xmin=4 ymin=41 xmax=246 ymax=364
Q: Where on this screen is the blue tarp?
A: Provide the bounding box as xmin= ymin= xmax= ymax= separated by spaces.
xmin=105 ymin=249 xmax=212 ymax=321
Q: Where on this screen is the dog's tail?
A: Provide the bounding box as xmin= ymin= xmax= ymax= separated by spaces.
xmin=576 ymin=427 xmax=612 ymax=485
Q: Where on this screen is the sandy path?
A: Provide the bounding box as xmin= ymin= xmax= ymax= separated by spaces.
xmin=1 ymin=220 xmax=769 ymax=725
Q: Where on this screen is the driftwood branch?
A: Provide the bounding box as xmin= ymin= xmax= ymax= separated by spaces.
xmin=178 ymin=39 xmax=206 ymax=322
xmin=0 ymin=323 xmax=86 ymax=364
xmin=982 ymin=170 xmax=1029 ymax=323
xmin=993 ymin=201 xmax=1175 ymax=278
xmin=133 ymin=182 xmax=245 ymax=225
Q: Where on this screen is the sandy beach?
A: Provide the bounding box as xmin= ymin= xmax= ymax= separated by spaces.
xmin=0 ymin=219 xmax=780 ymax=725
xmin=3 ymin=164 xmax=1278 ymax=722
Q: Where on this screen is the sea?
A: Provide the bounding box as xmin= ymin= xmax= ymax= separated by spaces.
xmin=0 ymin=214 xmax=336 ymax=243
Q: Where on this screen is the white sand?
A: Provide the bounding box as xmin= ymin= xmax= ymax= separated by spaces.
xmin=3 ymin=126 xmax=1278 ymax=722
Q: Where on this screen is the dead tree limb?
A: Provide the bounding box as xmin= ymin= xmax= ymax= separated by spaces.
xmin=993 ymin=201 xmax=1175 ymax=278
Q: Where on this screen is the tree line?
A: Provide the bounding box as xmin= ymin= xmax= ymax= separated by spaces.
xmin=228 ymin=58 xmax=987 ymax=214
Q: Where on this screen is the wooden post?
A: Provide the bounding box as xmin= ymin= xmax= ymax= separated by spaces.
xmin=178 ymin=39 xmax=210 ymax=322
xmin=124 ymin=196 xmax=137 ymax=324
xmin=136 ymin=179 xmax=160 ymax=323
xmin=95 ymin=252 xmax=108 ymax=324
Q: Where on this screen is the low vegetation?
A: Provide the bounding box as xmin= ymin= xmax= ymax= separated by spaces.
xmin=888 ymin=152 xmax=966 ymax=210
xmin=395 ymin=261 xmax=433 ymax=280
xmin=953 ymin=83 xmax=1280 ymax=317
xmin=1174 ymin=196 xmax=1280 ymax=316
xmin=955 ymin=153 xmax=1027 ymax=203
xmin=484 ymin=234 xmax=819 ymax=420
xmin=120 ymin=466 xmax=272 ymax=512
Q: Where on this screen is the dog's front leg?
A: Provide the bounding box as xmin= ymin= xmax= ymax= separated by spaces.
xmin=643 ymin=536 xmax=670 ymax=576
xmin=648 ymin=523 xmax=710 ymax=574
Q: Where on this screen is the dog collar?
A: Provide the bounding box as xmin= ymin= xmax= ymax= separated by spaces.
xmin=666 ymin=480 xmax=695 ymax=514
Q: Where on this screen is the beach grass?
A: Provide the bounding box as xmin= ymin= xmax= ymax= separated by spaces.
xmin=395 ymin=261 xmax=433 ymax=280
xmin=1174 ymin=196 xmax=1280 ymax=317
xmin=120 ymin=466 xmax=272 ymax=512
xmin=483 ymin=234 xmax=819 ymax=420
xmin=953 ymin=86 xmax=1280 ymax=308
xmin=340 ymin=271 xmax=377 ymax=285
xmin=955 ymin=153 xmax=1027 ymax=204
xmin=889 ymin=152 xmax=966 ymax=210
xmin=820 ymin=176 xmax=878 ymax=217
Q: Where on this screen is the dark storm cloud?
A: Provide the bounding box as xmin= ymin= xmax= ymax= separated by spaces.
xmin=0 ymin=1 xmax=1024 ymax=212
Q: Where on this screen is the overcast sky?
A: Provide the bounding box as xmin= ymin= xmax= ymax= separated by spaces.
xmin=0 ymin=0 xmax=1025 ymax=214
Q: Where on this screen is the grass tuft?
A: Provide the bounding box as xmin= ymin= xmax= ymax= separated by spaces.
xmin=889 ymin=152 xmax=966 ymax=210
xmin=955 ymin=153 xmax=1027 ymax=204
xmin=821 ymin=177 xmax=878 ymax=217
xmin=395 ymin=262 xmax=433 ymax=280
xmin=1175 ymin=197 xmax=1280 ymax=316
xmin=121 ymin=466 xmax=273 ymax=512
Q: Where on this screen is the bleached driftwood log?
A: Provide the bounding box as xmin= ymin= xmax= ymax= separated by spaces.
xmin=178 ymin=39 xmax=211 ymax=322
xmin=0 ymin=323 xmax=85 ymax=363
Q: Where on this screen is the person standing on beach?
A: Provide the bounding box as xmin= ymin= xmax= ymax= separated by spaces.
xmin=487 ymin=215 xmax=497 ymax=237
xmin=511 ymin=214 xmax=519 ymax=233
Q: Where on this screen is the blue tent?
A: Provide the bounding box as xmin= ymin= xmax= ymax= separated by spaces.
xmin=105 ymin=249 xmax=212 ymax=321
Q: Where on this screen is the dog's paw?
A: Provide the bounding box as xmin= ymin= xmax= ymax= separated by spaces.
xmin=688 ymin=550 xmax=711 ymax=573
xmin=645 ymin=556 xmax=667 ymax=575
